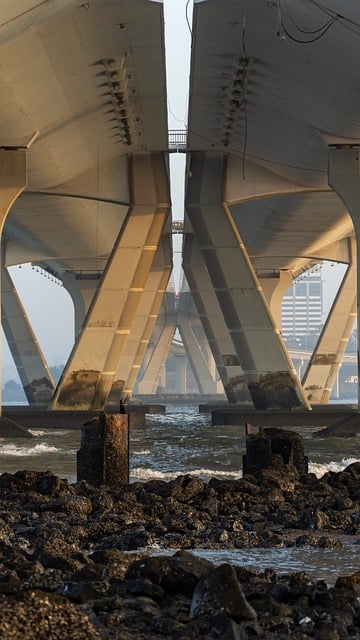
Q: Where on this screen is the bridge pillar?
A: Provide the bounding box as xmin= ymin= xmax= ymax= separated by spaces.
xmin=175 ymin=353 xmax=187 ymax=394
xmin=0 ymin=149 xmax=27 ymax=411
xmin=183 ymin=233 xmax=253 ymax=404
xmin=177 ymin=307 xmax=219 ymax=395
xmin=260 ymin=271 xmax=293 ymax=330
xmin=136 ymin=298 xmax=176 ymax=395
xmin=52 ymin=152 xmax=171 ymax=410
xmin=106 ymin=234 xmax=172 ymax=406
xmin=61 ymin=271 xmax=96 ymax=338
xmin=302 ymin=236 xmax=356 ymax=404
xmin=1 ymin=264 xmax=55 ymax=405
xmin=185 ymin=151 xmax=310 ymax=410
xmin=328 ymin=147 xmax=360 ymax=407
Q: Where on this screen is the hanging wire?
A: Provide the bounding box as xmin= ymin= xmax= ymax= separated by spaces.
xmin=188 ymin=128 xmax=327 ymax=174
xmin=277 ymin=0 xmax=338 ymax=44
xmin=282 ymin=1 xmax=336 ymax=35
xmin=185 ymin=0 xmax=192 ymax=36
xmin=308 ymin=0 xmax=360 ymax=31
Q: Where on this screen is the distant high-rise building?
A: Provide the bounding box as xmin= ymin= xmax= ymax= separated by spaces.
xmin=281 ymin=270 xmax=323 ymax=346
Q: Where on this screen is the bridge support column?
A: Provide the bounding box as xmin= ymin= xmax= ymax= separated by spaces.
xmin=183 ymin=233 xmax=252 ymax=403
xmin=185 ymin=151 xmax=310 ymax=410
xmin=328 ymin=147 xmax=360 ymax=407
xmin=0 ymin=149 xmax=27 ymax=410
xmin=260 ymin=271 xmax=293 ymax=330
xmin=302 ymin=237 xmax=356 ymax=404
xmin=136 ymin=298 xmax=176 ymax=395
xmin=175 ymin=353 xmax=187 ymax=394
xmin=61 ymin=271 xmax=96 ymax=338
xmin=1 ymin=265 xmax=55 ymax=405
xmin=52 ymin=152 xmax=170 ymax=410
xmin=177 ymin=308 xmax=218 ymax=394
xmin=106 ymin=234 xmax=172 ymax=406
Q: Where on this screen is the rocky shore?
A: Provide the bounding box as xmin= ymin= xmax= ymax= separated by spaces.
xmin=0 ymin=460 xmax=359 ymax=638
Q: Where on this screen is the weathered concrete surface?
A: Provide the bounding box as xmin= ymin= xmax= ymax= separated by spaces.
xmin=77 ymin=412 xmax=129 ymax=487
xmin=243 ymin=426 xmax=308 ymax=476
xmin=202 ymin=405 xmax=358 ymax=428
xmin=2 ymin=405 xmax=165 ymax=430
xmin=313 ymin=413 xmax=360 ymax=438
xmin=0 ymin=417 xmax=35 ymax=438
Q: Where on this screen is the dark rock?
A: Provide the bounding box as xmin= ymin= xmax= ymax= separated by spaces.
xmin=175 ymin=615 xmax=247 ymax=639
xmin=126 ymin=550 xmax=213 ymax=597
xmin=166 ymin=475 xmax=206 ymax=502
xmin=190 ymin=563 xmax=257 ymax=621
xmin=0 ymin=589 xmax=103 ymax=639
xmin=0 ymin=465 xmax=359 ymax=638
xmin=31 ymin=473 xmax=72 ymax=497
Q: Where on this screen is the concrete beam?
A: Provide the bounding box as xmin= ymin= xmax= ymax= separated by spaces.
xmin=177 ymin=308 xmax=218 ymax=395
xmin=1 ymin=265 xmax=55 ymax=405
xmin=182 ymin=233 xmax=252 ymax=404
xmin=226 ymin=156 xmax=320 ymax=204
xmin=328 ymin=146 xmax=360 ymax=405
xmin=136 ymin=301 xmax=176 ymax=395
xmin=260 ymin=271 xmax=293 ymax=331
xmin=302 ymin=237 xmax=356 ymax=404
xmin=0 ymin=149 xmax=27 ymax=410
xmin=52 ymin=152 xmax=171 ymax=410
xmin=107 ymin=234 xmax=172 ymax=405
xmin=185 ymin=151 xmax=311 ymax=410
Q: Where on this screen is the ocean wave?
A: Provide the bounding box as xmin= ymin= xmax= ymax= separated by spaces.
xmin=131 ymin=449 xmax=151 ymax=456
xmin=28 ymin=430 xmax=46 ymax=437
xmin=0 ymin=443 xmax=58 ymax=457
xmin=309 ymin=457 xmax=360 ymax=478
xmin=131 ymin=458 xmax=360 ymax=484
xmin=130 ymin=467 xmax=242 ymax=482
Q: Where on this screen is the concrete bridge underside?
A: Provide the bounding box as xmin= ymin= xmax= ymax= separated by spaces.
xmin=1 ymin=0 xmax=360 ymax=411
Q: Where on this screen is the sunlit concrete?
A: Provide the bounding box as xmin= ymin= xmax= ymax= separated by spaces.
xmin=107 ymin=233 xmax=173 ymax=405
xmin=302 ymin=236 xmax=357 ymax=404
xmin=52 ymin=153 xmax=171 ymax=410
xmin=0 ymin=0 xmax=169 ymax=408
xmin=328 ymin=147 xmax=360 ymax=405
xmin=0 ymin=149 xmax=27 ymax=409
xmin=260 ymin=272 xmax=293 ymax=331
xmin=2 ymin=0 xmax=360 ymax=408
xmin=182 ymin=233 xmax=252 ymax=403
xmin=185 ymin=151 xmax=310 ymax=410
xmin=184 ymin=0 xmax=360 ymax=406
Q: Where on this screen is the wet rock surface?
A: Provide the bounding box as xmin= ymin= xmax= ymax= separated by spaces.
xmin=0 ymin=463 xmax=360 ymax=637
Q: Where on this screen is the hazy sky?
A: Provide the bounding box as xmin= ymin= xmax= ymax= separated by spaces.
xmin=1 ymin=0 xmax=348 ymax=381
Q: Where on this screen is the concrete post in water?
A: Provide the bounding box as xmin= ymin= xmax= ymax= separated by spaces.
xmin=77 ymin=412 xmax=129 ymax=487
xmin=243 ymin=425 xmax=308 ymax=476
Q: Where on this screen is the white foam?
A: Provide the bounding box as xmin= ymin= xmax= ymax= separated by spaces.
xmin=130 ymin=467 xmax=242 ymax=483
xmin=309 ymin=457 xmax=360 ymax=478
xmin=131 ymin=459 xmax=360 ymax=484
xmin=0 ymin=443 xmax=58 ymax=457
xmin=132 ymin=449 xmax=151 ymax=456
xmin=28 ymin=430 xmax=46 ymax=437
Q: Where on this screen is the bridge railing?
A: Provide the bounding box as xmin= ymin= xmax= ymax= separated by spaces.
xmin=168 ymin=129 xmax=187 ymax=152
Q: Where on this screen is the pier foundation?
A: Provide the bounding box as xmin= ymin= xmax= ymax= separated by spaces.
xmin=77 ymin=412 xmax=129 ymax=487
xmin=243 ymin=426 xmax=308 ymax=477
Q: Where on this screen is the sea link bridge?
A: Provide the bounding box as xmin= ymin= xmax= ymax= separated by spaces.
xmin=1 ymin=0 xmax=360 ymax=421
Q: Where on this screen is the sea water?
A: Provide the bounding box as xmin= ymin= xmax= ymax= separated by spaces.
xmin=0 ymin=404 xmax=359 ymax=582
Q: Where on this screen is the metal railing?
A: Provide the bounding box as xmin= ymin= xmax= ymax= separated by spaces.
xmin=168 ymin=129 xmax=187 ymax=152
